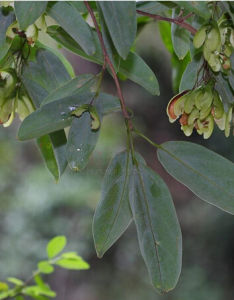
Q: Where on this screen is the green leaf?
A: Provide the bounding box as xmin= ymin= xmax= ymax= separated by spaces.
xmin=215 ymin=74 xmax=234 ymax=105
xmin=0 ymin=7 xmax=14 ymax=48
xmin=179 ymin=53 xmax=203 ymax=92
xmin=137 ymin=1 xmax=171 ymax=14
xmin=93 ymin=151 xmax=132 ymax=258
xmin=47 ymin=25 xmax=159 ymax=95
xmin=171 ymin=8 xmax=190 ymax=60
xmin=14 ymin=1 xmax=48 ymax=30
xmin=0 ymin=282 xmax=8 ymax=291
xmin=129 ymin=155 xmax=182 ymax=293
xmin=36 ymin=41 xmax=75 ymax=79
xmin=47 ymin=1 xmax=95 ymax=55
xmin=23 ymin=285 xmax=56 ymax=298
xmin=41 ymin=74 xmax=97 ymax=105
xmin=119 ymin=51 xmax=160 ymax=96
xmin=157 ymin=141 xmax=234 ymax=214
xmin=55 ymin=257 xmax=89 ymax=270
xmin=22 ymin=49 xmax=71 ymax=107
xmin=37 ymin=131 xmax=67 ymax=182
xmin=99 ymin=1 xmax=137 ymax=59
xmin=15 ymin=296 xmax=24 ymax=300
xmin=66 ymin=112 xmax=100 ymax=171
xmin=47 ymin=236 xmax=67 ymax=259
xmin=174 ymin=1 xmax=211 ymax=21
xmin=37 ymin=261 xmax=54 ymax=274
xmin=172 ymin=52 xmax=191 ymax=93
xmin=7 ymin=278 xmax=23 ymax=286
xmin=18 ymin=92 xmax=120 ymax=140
xmin=97 ymin=3 xmax=120 ymax=72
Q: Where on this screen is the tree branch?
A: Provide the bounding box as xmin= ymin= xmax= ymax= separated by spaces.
xmin=84 ymin=1 xmax=132 ymax=129
xmin=136 ymin=10 xmax=197 ymax=35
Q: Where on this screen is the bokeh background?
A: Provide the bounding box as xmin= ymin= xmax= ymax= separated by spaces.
xmin=1 ymin=21 xmax=234 ymax=300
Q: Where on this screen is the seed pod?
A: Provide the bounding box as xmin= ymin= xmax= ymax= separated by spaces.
xmin=203 ymin=115 xmax=214 ymax=139
xmin=0 ymin=69 xmax=17 ymax=99
xmin=222 ymin=58 xmax=231 ymax=70
xmin=188 ymin=108 xmax=199 ymax=126
xmin=25 ymin=24 xmax=38 ymax=46
xmin=193 ymin=25 xmax=208 ymax=48
xmin=3 ymin=110 xmax=14 ymax=127
xmin=215 ymin=113 xmax=226 ymax=130
xmin=208 ymin=53 xmax=221 ymax=72
xmin=166 ymin=90 xmax=189 ymax=123
xmin=224 ymin=107 xmax=233 ymax=137
xmin=17 ymin=95 xmax=35 ymax=121
xmin=204 ymin=25 xmax=221 ymax=52
xmin=196 ymin=86 xmax=213 ymax=110
xmin=181 ymin=124 xmax=193 ymax=137
xmin=212 ymin=91 xmax=224 ymax=119
xmin=184 ymin=90 xmax=198 ymax=114
xmin=224 ymin=45 xmax=232 ymax=57
xmin=230 ymin=29 xmax=234 ymax=48
xmin=0 ymin=97 xmax=14 ymax=123
xmin=200 ymin=105 xmax=212 ymax=120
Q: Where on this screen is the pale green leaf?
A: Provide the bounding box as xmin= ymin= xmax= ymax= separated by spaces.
xmin=55 ymin=257 xmax=89 ymax=270
xmin=46 ymin=236 xmax=67 ymax=259
xmin=37 ymin=261 xmax=54 ymax=274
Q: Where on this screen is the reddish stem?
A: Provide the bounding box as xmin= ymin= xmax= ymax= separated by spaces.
xmin=136 ymin=10 xmax=197 ymax=35
xmin=84 ymin=1 xmax=132 ymax=129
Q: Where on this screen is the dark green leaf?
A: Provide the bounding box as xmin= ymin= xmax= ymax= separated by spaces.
xmin=158 ymin=141 xmax=234 ymax=214
xmin=47 ymin=1 xmax=95 ymax=55
xmin=37 ymin=131 xmax=67 ymax=182
xmin=93 ymin=151 xmax=132 ymax=257
xmin=66 ymin=112 xmax=100 ymax=171
xmin=68 ymin=1 xmax=87 ymax=14
xmin=22 ymin=49 xmax=71 ymax=107
xmin=97 ymin=3 xmax=120 ymax=72
xmin=215 ymin=73 xmax=234 ymax=105
xmin=14 ymin=1 xmax=48 ymax=30
xmin=137 ymin=1 xmax=171 ymax=14
xmin=129 ymin=155 xmax=182 ymax=293
xmin=174 ymin=1 xmax=211 ymax=21
xmin=179 ymin=53 xmax=203 ymax=92
xmin=47 ymin=25 xmax=159 ymax=95
xmin=41 ymin=74 xmax=97 ymax=105
xmin=99 ymin=1 xmax=137 ymax=59
xmin=18 ymin=93 xmax=120 ymax=140
xmin=0 ymin=7 xmax=15 ymax=51
xmin=36 ymin=41 xmax=75 ymax=79
xmin=119 ymin=52 xmax=160 ymax=96
xmin=47 ymin=236 xmax=67 ymax=259
xmin=171 ymin=8 xmax=190 ymax=60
